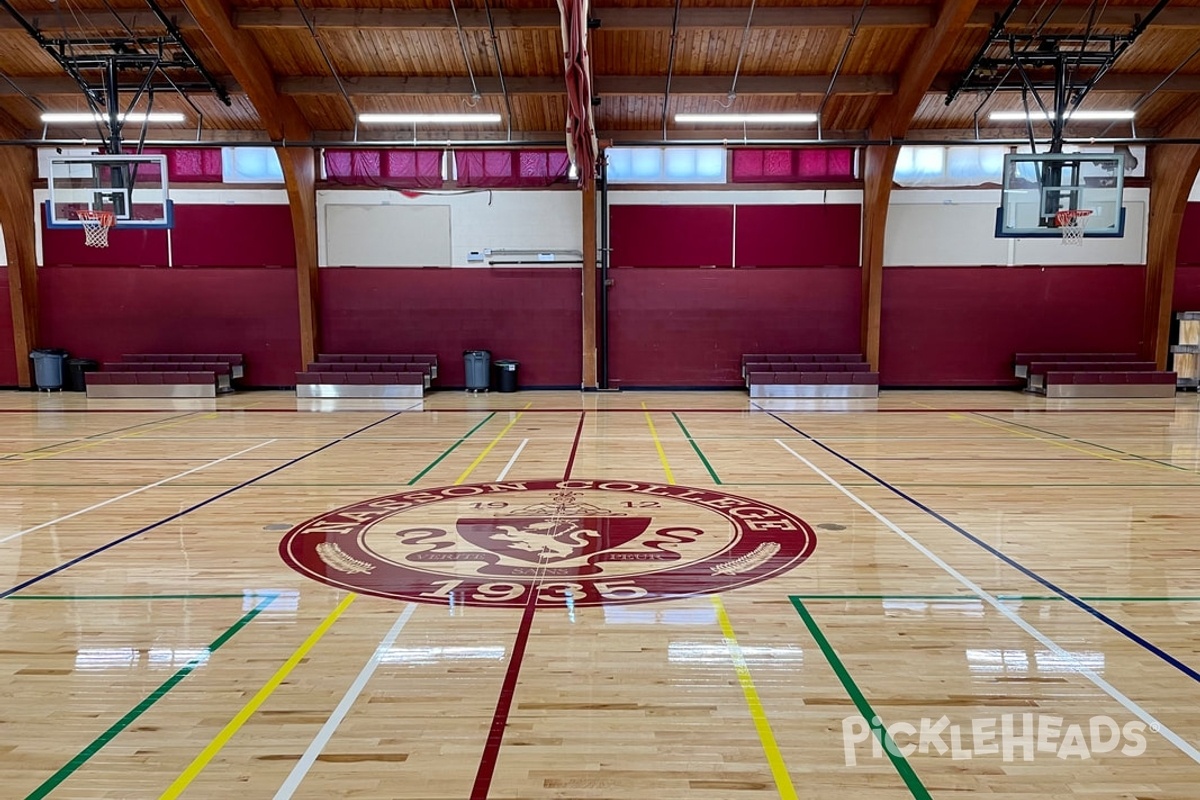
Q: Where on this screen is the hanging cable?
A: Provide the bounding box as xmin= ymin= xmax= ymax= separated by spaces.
xmin=448 ymin=0 xmax=482 ymax=105
xmin=718 ymin=0 xmax=757 ymax=107
xmin=482 ymin=0 xmax=513 ymax=140
xmin=660 ymin=0 xmax=681 ymax=138
xmin=817 ymin=0 xmax=870 ymax=136
xmin=292 ymin=0 xmax=357 ymax=131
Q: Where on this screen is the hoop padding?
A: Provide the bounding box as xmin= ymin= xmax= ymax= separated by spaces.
xmin=78 ymin=210 xmax=116 ymax=248
xmin=1055 ymin=209 xmax=1093 ymax=246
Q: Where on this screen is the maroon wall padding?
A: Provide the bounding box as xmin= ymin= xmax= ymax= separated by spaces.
xmin=41 ymin=214 xmax=169 ymax=267
xmin=1176 ymin=265 xmax=1200 ymax=312
xmin=38 ymin=267 xmax=300 ymax=386
xmin=735 ymin=205 xmax=861 ymax=267
xmin=172 ymin=205 xmax=296 ymax=267
xmin=880 ymin=265 xmax=1145 ymax=387
xmin=1178 ymin=204 xmax=1200 ymax=266
xmin=610 ymin=205 xmax=734 ymax=267
xmin=607 ymin=267 xmax=861 ymax=387
xmin=320 ymin=267 xmax=582 ymax=387
xmin=0 ymin=271 xmax=15 ymax=385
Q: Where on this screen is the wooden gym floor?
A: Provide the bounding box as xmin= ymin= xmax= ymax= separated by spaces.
xmin=1 ymin=389 xmax=1199 ymax=799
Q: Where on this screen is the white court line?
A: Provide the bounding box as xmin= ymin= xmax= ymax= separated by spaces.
xmin=775 ymin=438 xmax=1200 ymax=765
xmin=0 ymin=440 xmax=277 ymax=546
xmin=496 ymin=438 xmax=530 ymax=481
xmin=272 ymin=603 xmax=419 ymax=800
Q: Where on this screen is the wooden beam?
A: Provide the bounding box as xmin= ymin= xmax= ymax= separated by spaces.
xmin=582 ymin=180 xmax=598 ymax=389
xmin=278 ymin=74 xmax=896 ymax=97
xmin=1143 ymin=98 xmax=1200 ymax=368
xmin=234 ymin=6 xmax=933 ymax=31
xmin=230 ymin=4 xmax=1200 ymax=31
xmin=180 ymin=0 xmax=319 ymax=368
xmin=861 ymin=0 xmax=980 ymax=373
xmin=0 ymin=10 xmax=196 ymax=31
xmin=0 ymin=120 xmax=38 ymax=388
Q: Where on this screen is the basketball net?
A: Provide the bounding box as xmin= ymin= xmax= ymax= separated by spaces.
xmin=1055 ymin=209 xmax=1092 ymax=246
xmin=78 ymin=210 xmax=116 ymax=248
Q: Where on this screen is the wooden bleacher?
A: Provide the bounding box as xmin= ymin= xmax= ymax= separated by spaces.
xmin=1015 ymin=353 xmax=1176 ymax=398
xmin=295 ymin=354 xmax=438 ymax=399
xmin=742 ymin=353 xmax=879 ymax=398
xmin=85 ymin=354 xmax=244 ymax=398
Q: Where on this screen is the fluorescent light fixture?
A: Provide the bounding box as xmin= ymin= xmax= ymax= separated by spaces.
xmin=989 ymin=110 xmax=1135 ymax=121
xmin=674 ymin=112 xmax=819 ymax=125
xmin=357 ymin=113 xmax=503 ymax=125
xmin=41 ymin=112 xmax=186 ymax=124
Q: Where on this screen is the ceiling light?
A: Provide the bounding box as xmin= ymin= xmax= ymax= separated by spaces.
xmin=674 ymin=113 xmax=819 ymax=125
xmin=988 ymin=110 xmax=1135 ymax=122
xmin=357 ymin=113 xmax=503 ymax=125
xmin=41 ymin=112 xmax=186 ymax=124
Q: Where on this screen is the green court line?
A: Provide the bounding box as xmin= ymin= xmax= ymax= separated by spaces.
xmin=23 ymin=594 xmax=277 ymax=800
xmin=793 ymin=594 xmax=1200 ymax=603
xmin=6 ymin=594 xmax=254 ymax=601
xmin=789 ymin=597 xmax=932 ymax=800
xmin=406 ymin=413 xmax=496 ymax=485
xmin=671 ymin=412 xmax=723 ymax=484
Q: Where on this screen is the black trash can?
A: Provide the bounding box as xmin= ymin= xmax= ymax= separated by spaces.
xmin=66 ymin=358 xmax=99 ymax=392
xmin=494 ymin=359 xmax=519 ymax=393
xmin=30 ymin=349 xmax=69 ymax=391
xmin=463 ymin=349 xmax=491 ymax=392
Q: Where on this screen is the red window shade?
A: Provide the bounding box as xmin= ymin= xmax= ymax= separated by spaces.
xmin=136 ymin=148 xmax=223 ymax=183
xmin=455 ymin=150 xmax=571 ymax=187
xmin=323 ymin=149 xmax=444 ymax=189
xmin=731 ymin=148 xmax=856 ymax=183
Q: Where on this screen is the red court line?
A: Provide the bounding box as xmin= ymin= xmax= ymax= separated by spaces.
xmin=470 ymin=589 xmax=538 ymax=800
xmin=563 ymin=411 xmax=585 ymax=480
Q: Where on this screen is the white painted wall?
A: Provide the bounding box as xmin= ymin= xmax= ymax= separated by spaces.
xmin=1190 ymin=171 xmax=1200 ymax=201
xmin=609 ymin=189 xmax=863 ymax=206
xmin=317 ymin=189 xmax=582 ymax=267
xmin=884 ymin=187 xmax=1149 ymax=267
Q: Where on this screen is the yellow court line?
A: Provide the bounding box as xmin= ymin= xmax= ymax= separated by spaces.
xmin=954 ymin=412 xmax=1186 ymax=474
xmin=453 ymin=402 xmax=532 ymax=485
xmin=711 ymin=596 xmax=798 ymax=800
xmin=157 ymin=594 xmax=356 ymax=799
xmin=641 ymin=402 xmax=676 ymax=485
xmin=7 ymin=412 xmax=218 ymax=464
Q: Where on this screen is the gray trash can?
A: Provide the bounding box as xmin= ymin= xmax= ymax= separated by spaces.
xmin=463 ymin=349 xmax=491 ymax=392
xmin=494 ymin=359 xmax=519 ymax=393
xmin=31 ymin=349 xmax=69 ymax=391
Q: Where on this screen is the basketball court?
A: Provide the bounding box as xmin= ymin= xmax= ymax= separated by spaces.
xmin=4 ymin=0 xmax=1200 ymax=796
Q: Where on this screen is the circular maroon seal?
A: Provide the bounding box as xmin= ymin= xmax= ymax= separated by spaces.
xmin=279 ymin=480 xmax=816 ymax=607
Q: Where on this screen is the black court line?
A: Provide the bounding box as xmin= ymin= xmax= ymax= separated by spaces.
xmin=0 ymin=406 xmax=420 ymax=599
xmin=973 ymin=412 xmax=1194 ymax=473
xmin=0 ymin=411 xmax=200 ymax=461
xmin=764 ymin=408 xmax=1200 ymax=688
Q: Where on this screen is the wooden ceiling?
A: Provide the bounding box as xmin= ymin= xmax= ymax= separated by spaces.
xmin=1 ymin=0 xmax=1199 ymax=144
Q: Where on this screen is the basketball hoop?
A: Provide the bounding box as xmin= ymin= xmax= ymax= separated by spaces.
xmin=78 ymin=210 xmax=116 ymax=248
xmin=1055 ymin=209 xmax=1093 ymax=246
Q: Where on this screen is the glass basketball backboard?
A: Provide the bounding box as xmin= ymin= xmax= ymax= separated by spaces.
xmin=45 ymin=155 xmax=173 ymax=229
xmin=996 ymin=152 xmax=1125 ymax=238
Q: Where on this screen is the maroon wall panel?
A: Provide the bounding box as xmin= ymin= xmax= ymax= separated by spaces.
xmin=42 ymin=215 xmax=169 ymax=267
xmin=0 ymin=272 xmax=15 ymax=386
xmin=1178 ymin=204 xmax=1200 ymax=266
xmin=610 ymin=205 xmax=734 ymax=267
xmin=1176 ymin=265 xmax=1200 ymax=312
xmin=607 ymin=267 xmax=861 ymax=387
xmin=38 ymin=267 xmax=300 ymax=386
xmin=881 ymin=265 xmax=1146 ymax=387
xmin=735 ymin=205 xmax=861 ymax=267
xmin=172 ymin=205 xmax=296 ymax=267
xmin=320 ymin=267 xmax=582 ymax=387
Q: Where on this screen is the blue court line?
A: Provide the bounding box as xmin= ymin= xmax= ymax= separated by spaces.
xmin=762 ymin=408 xmax=1200 ymax=688
xmin=0 ymin=406 xmax=419 ymax=600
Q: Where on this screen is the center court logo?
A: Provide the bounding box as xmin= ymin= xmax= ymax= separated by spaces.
xmin=842 ymin=714 xmax=1148 ymax=765
xmin=279 ymin=479 xmax=817 ymax=607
